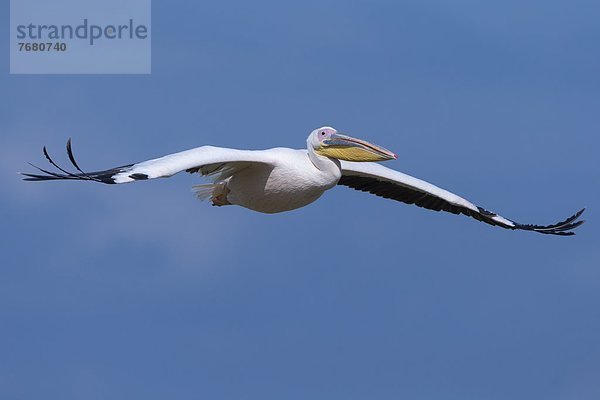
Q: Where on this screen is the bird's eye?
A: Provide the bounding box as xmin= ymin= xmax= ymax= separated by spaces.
xmin=320 ymin=131 xmax=326 ymax=136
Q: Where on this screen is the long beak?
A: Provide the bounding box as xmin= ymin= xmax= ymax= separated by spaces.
xmin=319 ymin=133 xmax=397 ymax=162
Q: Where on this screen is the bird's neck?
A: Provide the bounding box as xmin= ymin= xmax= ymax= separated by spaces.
xmin=307 ymin=146 xmax=342 ymax=179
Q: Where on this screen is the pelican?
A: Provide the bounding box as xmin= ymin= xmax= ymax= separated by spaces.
xmin=22 ymin=126 xmax=585 ymax=235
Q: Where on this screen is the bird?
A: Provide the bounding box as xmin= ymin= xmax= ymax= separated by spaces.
xmin=22 ymin=126 xmax=585 ymax=236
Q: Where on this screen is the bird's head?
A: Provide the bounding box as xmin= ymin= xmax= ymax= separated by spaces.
xmin=308 ymin=126 xmax=397 ymax=162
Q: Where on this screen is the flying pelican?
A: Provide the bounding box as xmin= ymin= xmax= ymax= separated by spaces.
xmin=22 ymin=126 xmax=584 ymax=235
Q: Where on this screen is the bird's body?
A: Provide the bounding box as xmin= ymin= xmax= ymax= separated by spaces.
xmin=23 ymin=126 xmax=585 ymax=235
xmin=198 ymin=148 xmax=340 ymax=213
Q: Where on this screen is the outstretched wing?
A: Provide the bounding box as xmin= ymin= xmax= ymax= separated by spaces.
xmin=338 ymin=161 xmax=585 ymax=236
xmin=22 ymin=139 xmax=276 ymax=184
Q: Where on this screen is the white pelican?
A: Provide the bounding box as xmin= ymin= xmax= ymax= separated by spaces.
xmin=23 ymin=126 xmax=584 ymax=235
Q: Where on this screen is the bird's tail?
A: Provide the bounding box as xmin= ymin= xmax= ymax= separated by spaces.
xmin=192 ymin=184 xmax=216 ymax=201
xmin=192 ymin=182 xmax=231 ymax=206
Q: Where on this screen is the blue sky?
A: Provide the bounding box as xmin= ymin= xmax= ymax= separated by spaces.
xmin=1 ymin=1 xmax=599 ymax=399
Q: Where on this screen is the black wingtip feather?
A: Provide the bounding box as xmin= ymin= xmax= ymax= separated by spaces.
xmin=512 ymin=208 xmax=586 ymax=236
xmin=22 ymin=139 xmax=133 ymax=184
xmin=42 ymin=144 xmax=84 ymax=180
xmin=65 ymin=138 xmax=102 ymax=182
